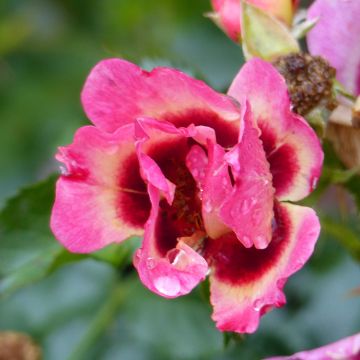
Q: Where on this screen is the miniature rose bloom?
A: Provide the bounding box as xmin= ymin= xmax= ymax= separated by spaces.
xmin=210 ymin=0 xmax=298 ymax=42
xmin=51 ymin=58 xmax=322 ymax=333
xmin=307 ymin=0 xmax=360 ymax=96
xmin=266 ymin=332 xmax=360 ymax=360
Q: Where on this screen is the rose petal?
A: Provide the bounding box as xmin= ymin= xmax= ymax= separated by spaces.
xmin=205 ymin=202 xmax=320 ymax=334
xmin=266 ymin=332 xmax=360 ymax=360
xmin=307 ymin=0 xmax=360 ymax=96
xmin=185 ymin=144 xmax=209 ymax=190
xmin=51 ymin=125 xmax=150 ymax=253
xmin=228 ymin=58 xmax=323 ymax=201
xmin=220 ymin=100 xmax=274 ymax=249
xmin=81 ymin=59 xmax=240 ymax=133
xmin=133 ymin=185 xmax=208 ymax=298
xmin=201 ymin=142 xmax=233 ymax=240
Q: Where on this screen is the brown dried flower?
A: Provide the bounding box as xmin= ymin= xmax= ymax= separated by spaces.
xmin=274 ymin=53 xmax=337 ymax=116
xmin=0 ymin=332 xmax=41 ymax=360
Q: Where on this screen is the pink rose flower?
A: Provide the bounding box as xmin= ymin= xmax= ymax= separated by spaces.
xmin=266 ymin=332 xmax=360 ymax=360
xmin=51 ymin=58 xmax=323 ymax=333
xmin=210 ymin=0 xmax=298 ymax=42
xmin=307 ymin=0 xmax=360 ymax=96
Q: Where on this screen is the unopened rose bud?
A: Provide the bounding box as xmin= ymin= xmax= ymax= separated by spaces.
xmin=209 ymin=0 xmax=298 ymax=42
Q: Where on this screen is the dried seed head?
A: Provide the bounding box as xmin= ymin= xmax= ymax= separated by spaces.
xmin=0 ymin=332 xmax=41 ymax=360
xmin=274 ymin=53 xmax=337 ymax=116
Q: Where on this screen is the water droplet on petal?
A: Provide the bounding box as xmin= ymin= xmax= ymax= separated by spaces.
xmin=242 ymin=235 xmax=250 ymax=246
xmin=203 ymin=200 xmax=213 ymax=213
xmin=250 ymin=197 xmax=257 ymax=206
xmin=311 ymin=177 xmax=318 ymax=190
xmin=253 ymin=299 xmax=263 ymax=312
xmin=255 ymin=235 xmax=267 ymax=249
xmin=60 ymin=165 xmax=70 ymax=176
xmin=154 ymin=276 xmax=181 ymax=297
xmin=192 ymin=168 xmax=199 ymax=177
xmin=146 ymin=257 xmax=156 ymax=270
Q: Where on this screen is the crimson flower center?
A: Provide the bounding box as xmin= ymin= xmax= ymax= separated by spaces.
xmin=148 ymin=139 xmax=205 ymax=256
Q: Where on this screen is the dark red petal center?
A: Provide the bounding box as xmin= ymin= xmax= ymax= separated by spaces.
xmin=117 ymin=153 xmax=151 ymax=228
xmin=203 ymin=203 xmax=290 ymax=285
xmin=164 ymin=109 xmax=239 ymax=148
xmin=259 ymin=126 xmax=299 ymax=196
xmin=148 ymin=139 xmax=204 ymax=256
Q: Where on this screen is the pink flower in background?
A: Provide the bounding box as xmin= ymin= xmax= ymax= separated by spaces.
xmin=51 ymin=58 xmax=322 ymax=333
xmin=210 ymin=0 xmax=298 ymax=42
xmin=307 ymin=0 xmax=360 ymax=96
xmin=266 ymin=332 xmax=360 ymax=360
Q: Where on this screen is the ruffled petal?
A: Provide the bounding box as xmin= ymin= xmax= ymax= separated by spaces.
xmin=50 ymin=125 xmax=150 ymax=253
xmin=204 ymin=202 xmax=320 ymax=334
xmin=266 ymin=332 xmax=360 ymax=360
xmin=132 ymin=117 xmax=214 ymax=298
xmin=81 ymin=59 xmax=240 ymax=133
xmin=185 ymin=144 xmax=209 ymax=190
xmin=133 ymin=185 xmax=208 ymax=298
xmin=307 ymin=0 xmax=360 ymax=96
xmin=200 ymin=142 xmax=233 ymax=240
xmin=220 ymin=101 xmax=274 ymax=249
xmin=187 ymin=102 xmax=274 ymax=249
xmin=228 ymin=58 xmax=323 ymax=201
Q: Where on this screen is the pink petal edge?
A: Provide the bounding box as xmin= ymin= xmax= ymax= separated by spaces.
xmin=81 ymin=59 xmax=240 ymax=133
xmin=208 ymin=202 xmax=320 ymax=334
xmin=50 ymin=125 xmax=150 ymax=253
xmin=266 ymin=332 xmax=360 ymax=360
xmin=133 ymin=184 xmax=208 ymax=298
xmin=228 ymin=58 xmax=323 ymax=201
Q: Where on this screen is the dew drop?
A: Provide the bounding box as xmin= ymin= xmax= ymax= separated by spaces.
xmin=192 ymin=168 xmax=199 ymax=177
xmin=242 ymin=235 xmax=250 ymax=247
xmin=253 ymin=299 xmax=263 ymax=312
xmin=146 ymin=257 xmax=156 ymax=270
xmin=203 ymin=200 xmax=213 ymax=213
xmin=60 ymin=165 xmax=70 ymax=176
xmin=154 ymin=276 xmax=181 ymax=297
xmin=311 ymin=177 xmax=318 ymax=190
xmin=255 ymin=235 xmax=267 ymax=249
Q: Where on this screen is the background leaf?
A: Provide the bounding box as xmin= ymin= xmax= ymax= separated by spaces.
xmin=0 ymin=175 xmax=63 ymax=297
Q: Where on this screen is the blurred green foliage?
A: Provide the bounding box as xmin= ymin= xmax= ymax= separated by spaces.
xmin=0 ymin=0 xmax=359 ymax=359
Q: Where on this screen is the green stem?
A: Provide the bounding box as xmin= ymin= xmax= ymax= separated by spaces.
xmin=67 ymin=281 xmax=132 ymax=360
